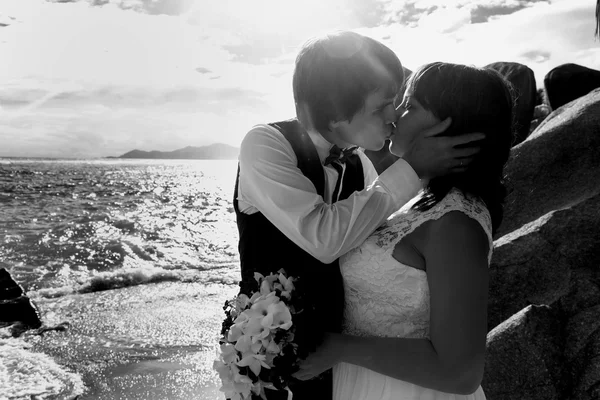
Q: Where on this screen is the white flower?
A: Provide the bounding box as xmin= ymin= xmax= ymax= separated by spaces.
xmin=263 ymin=300 xmax=293 ymax=330
xmin=254 ymin=272 xmax=265 ymax=283
xmin=228 ymin=323 xmax=245 ymax=343
xmin=278 ymin=272 xmax=295 ymax=293
xmin=216 ymin=269 xmax=296 ymax=400
xmin=262 ymin=338 xmax=281 ymax=354
xmin=215 ymin=361 xmax=253 ymax=400
xmin=234 ymin=334 xmax=253 ymax=353
xmin=260 ymin=278 xmax=273 ymax=296
xmin=220 ymin=343 xmax=238 ymax=364
xmin=237 ymin=353 xmax=271 ymax=376
xmin=213 ymin=359 xmax=230 ymax=381
xmin=236 ymin=293 xmax=251 ymax=310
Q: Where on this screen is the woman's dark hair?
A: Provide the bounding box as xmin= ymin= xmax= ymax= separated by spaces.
xmin=407 ymin=62 xmax=515 ymax=234
xmin=293 ymin=31 xmax=404 ymax=133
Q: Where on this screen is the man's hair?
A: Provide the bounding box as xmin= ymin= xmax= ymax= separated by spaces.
xmin=293 ymin=31 xmax=404 ymax=133
xmin=406 ymin=62 xmax=516 ymax=234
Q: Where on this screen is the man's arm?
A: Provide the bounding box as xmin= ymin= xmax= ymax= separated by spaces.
xmin=238 ymin=125 xmax=421 ymax=264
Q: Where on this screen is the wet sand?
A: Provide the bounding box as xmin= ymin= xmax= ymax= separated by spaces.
xmin=28 ymin=281 xmax=237 ymax=399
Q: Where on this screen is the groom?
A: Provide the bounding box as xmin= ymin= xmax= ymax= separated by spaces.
xmin=233 ymin=31 xmax=482 ymax=400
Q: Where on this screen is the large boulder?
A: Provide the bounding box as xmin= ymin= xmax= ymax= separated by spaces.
xmin=483 ymin=305 xmax=566 ymax=400
xmin=483 ymin=88 xmax=600 ymax=400
xmin=488 ymin=192 xmax=600 ymax=330
xmin=485 ymin=62 xmax=537 ymax=146
xmin=544 ymin=63 xmax=600 ymax=111
xmin=496 ymin=88 xmax=600 ymax=239
xmin=0 ymin=268 xmax=42 ymax=330
xmin=485 ymin=186 xmax=600 ymax=400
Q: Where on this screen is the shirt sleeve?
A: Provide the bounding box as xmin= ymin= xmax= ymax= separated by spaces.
xmin=238 ymin=125 xmax=422 ymax=264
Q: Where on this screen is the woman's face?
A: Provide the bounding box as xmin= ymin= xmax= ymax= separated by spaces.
xmin=389 ymin=93 xmax=440 ymax=157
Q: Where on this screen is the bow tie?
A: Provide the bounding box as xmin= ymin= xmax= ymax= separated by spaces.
xmin=324 ymin=145 xmax=358 ymax=166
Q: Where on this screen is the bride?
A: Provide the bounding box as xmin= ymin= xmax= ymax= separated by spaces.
xmin=293 ymin=62 xmax=514 ymax=399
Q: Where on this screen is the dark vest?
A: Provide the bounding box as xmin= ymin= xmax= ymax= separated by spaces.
xmin=233 ymin=119 xmax=364 ymax=400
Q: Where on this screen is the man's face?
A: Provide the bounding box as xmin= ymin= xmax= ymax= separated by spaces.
xmin=390 ymin=94 xmax=440 ymax=157
xmin=330 ymin=89 xmax=398 ymax=151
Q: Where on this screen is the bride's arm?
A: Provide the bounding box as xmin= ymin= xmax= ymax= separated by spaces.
xmin=294 ymin=211 xmax=490 ymax=395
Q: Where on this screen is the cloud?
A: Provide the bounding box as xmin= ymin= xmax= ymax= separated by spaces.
xmin=1 ymin=0 xmax=599 ymax=158
xmin=417 ymin=6 xmax=472 ymax=33
xmin=363 ymin=0 xmax=599 ymax=83
xmin=471 ymin=0 xmax=550 ymax=23
xmin=0 ymin=0 xmax=300 ymax=157
xmin=379 ymin=0 xmax=552 ymax=30
xmin=45 ymin=0 xmax=196 ymax=16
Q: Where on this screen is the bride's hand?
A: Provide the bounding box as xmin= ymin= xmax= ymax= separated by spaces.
xmin=292 ymin=332 xmax=346 ymax=381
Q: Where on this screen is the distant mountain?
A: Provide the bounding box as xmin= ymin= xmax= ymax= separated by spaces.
xmin=116 ymin=143 xmax=239 ymax=160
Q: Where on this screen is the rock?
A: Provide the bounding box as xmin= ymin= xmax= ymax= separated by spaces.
xmin=529 ymin=104 xmax=552 ymax=134
xmin=483 ymin=87 xmax=600 ymax=399
xmin=544 ymin=63 xmax=600 ymax=111
xmin=489 ymin=192 xmax=600 ymax=330
xmin=0 ymin=268 xmax=42 ymax=330
xmin=0 ymin=267 xmax=24 ymax=300
xmin=485 ymin=192 xmax=600 ymax=399
xmin=483 ymin=305 xmax=566 ymax=400
xmin=496 ymin=88 xmax=600 ymax=239
xmin=485 ymin=62 xmax=537 ymax=146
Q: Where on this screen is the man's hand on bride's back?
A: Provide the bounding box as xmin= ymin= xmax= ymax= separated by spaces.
xmin=402 ymin=118 xmax=486 ymax=180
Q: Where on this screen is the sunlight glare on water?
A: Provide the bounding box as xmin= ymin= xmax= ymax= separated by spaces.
xmin=0 ymin=158 xmax=241 ymax=296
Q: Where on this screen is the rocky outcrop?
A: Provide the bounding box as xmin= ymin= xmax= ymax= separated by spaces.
xmin=483 ymin=89 xmax=600 ymax=400
xmin=544 ymin=63 xmax=600 ymax=111
xmin=488 ymin=192 xmax=600 ymax=330
xmin=496 ymin=88 xmax=600 ymax=239
xmin=484 ymin=305 xmax=566 ymax=400
xmin=0 ymin=268 xmax=42 ymax=331
xmin=485 ymin=62 xmax=537 ymax=146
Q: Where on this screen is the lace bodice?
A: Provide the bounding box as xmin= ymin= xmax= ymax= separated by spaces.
xmin=340 ymin=189 xmax=493 ymax=339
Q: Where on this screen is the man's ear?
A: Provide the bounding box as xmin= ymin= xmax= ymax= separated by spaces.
xmin=328 ymin=119 xmax=345 ymax=132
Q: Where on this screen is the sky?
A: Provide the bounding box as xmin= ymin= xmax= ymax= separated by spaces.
xmin=0 ymin=0 xmax=598 ymax=158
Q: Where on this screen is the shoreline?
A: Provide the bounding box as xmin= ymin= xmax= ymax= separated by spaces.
xmin=15 ymin=281 xmax=237 ymax=399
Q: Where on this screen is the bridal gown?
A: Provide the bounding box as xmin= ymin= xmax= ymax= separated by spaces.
xmin=333 ymin=190 xmax=493 ymax=400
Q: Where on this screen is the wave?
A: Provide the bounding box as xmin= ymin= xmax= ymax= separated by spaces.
xmin=0 ymin=337 xmax=85 ymax=399
xmin=31 ymin=263 xmax=240 ymax=299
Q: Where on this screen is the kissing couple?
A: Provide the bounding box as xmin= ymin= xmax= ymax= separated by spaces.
xmin=232 ymin=30 xmax=513 ymax=400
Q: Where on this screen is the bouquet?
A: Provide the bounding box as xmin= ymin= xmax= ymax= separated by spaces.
xmin=213 ymin=269 xmax=302 ymax=400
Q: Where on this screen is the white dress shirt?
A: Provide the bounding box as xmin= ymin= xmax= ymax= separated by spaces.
xmin=236 ymin=124 xmax=422 ymax=264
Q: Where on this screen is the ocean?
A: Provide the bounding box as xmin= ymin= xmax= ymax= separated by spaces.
xmin=0 ymin=158 xmax=242 ymax=399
